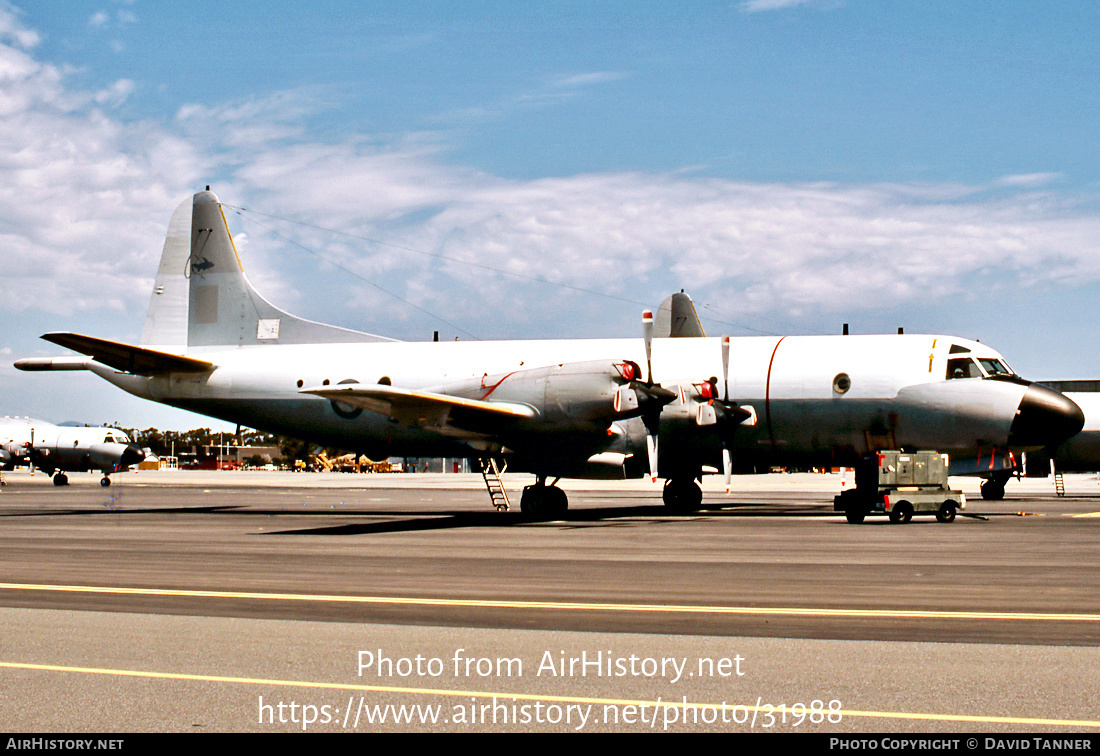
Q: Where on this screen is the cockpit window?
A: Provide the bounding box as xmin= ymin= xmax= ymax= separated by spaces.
xmin=947 ymin=357 xmax=983 ymax=379
xmin=947 ymin=357 xmax=1016 ymax=380
xmin=978 ymin=359 xmax=1012 ymax=377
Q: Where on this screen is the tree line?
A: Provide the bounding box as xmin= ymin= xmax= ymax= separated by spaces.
xmin=109 ymin=426 xmax=314 ymax=464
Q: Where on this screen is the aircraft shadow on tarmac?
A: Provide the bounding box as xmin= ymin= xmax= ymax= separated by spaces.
xmin=1 ymin=493 xmax=1029 ymax=535
xmin=265 ymin=501 xmax=842 ymax=536
xmin=0 ymin=504 xmax=248 ymax=518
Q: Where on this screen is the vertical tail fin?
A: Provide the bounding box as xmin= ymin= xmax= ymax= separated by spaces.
xmin=139 ymin=197 xmax=192 ymax=348
xmin=148 ymin=190 xmax=391 ymax=348
xmin=654 ymin=291 xmax=706 ymax=338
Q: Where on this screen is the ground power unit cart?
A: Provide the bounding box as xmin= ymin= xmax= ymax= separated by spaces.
xmin=833 ymin=450 xmax=966 ymax=524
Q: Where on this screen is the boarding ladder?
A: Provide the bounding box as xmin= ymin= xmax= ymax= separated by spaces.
xmin=479 ymin=457 xmax=511 ymax=511
xmin=1051 ymin=460 xmax=1065 ymax=497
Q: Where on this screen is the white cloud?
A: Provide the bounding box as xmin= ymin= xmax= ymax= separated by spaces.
xmin=221 ymin=136 xmax=1100 ymax=338
xmin=0 ymin=15 xmax=204 ymax=317
xmin=439 ymin=70 xmax=626 ymax=124
xmin=88 ymin=7 xmax=136 ymax=30
xmin=0 ymin=3 xmax=38 ymax=48
xmin=93 ymin=78 xmax=133 ymax=107
xmin=741 ymin=0 xmax=837 ymax=12
xmin=994 ymin=172 xmax=1062 ymax=188
xmin=1 ymin=8 xmax=1099 ymax=344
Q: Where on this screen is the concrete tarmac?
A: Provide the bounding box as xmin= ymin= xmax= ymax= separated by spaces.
xmin=1 ymin=469 xmax=1099 ymax=733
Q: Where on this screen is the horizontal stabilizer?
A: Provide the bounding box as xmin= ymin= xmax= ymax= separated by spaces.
xmin=36 ymin=333 xmax=213 ymax=376
xmin=302 ymin=383 xmax=537 ymax=438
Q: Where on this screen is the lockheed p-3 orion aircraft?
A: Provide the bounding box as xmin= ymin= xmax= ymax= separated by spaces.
xmin=16 ymin=190 xmax=1085 ymax=516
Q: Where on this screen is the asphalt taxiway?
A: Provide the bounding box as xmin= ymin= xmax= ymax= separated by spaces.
xmin=1 ymin=469 xmax=1098 ymax=733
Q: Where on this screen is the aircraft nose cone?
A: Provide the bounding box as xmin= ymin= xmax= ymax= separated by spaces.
xmin=121 ymin=444 xmax=145 ymax=467
xmin=1008 ymin=385 xmax=1085 ymax=449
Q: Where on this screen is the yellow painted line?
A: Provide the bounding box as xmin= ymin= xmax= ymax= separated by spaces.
xmin=2 ymin=661 xmax=1098 ymax=729
xmin=1 ymin=581 xmax=1098 ymax=623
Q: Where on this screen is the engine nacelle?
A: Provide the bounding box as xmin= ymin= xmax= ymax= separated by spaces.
xmin=439 ymin=359 xmax=643 ymax=434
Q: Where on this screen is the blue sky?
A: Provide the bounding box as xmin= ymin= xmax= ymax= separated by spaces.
xmin=2 ymin=0 xmax=1100 ymax=429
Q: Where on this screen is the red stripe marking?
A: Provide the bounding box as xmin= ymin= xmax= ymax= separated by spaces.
xmin=765 ymin=336 xmax=786 ymax=448
xmin=479 ymin=372 xmax=517 ymax=400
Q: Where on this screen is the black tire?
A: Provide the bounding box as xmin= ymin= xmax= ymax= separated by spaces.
xmin=519 ymin=485 xmax=539 ymax=516
xmin=845 ymin=510 xmax=866 ymax=524
xmin=890 ymin=501 xmax=913 ymax=524
xmin=520 ymin=485 xmax=568 ymax=519
xmin=53 ymin=474 xmax=68 ymax=486
xmin=981 ymin=479 xmax=1005 ymax=501
xmin=100 ymin=477 xmax=111 ymax=487
xmin=548 ymin=486 xmax=568 ymax=517
xmin=936 ymin=500 xmax=957 ymax=523
xmin=663 ymin=479 xmax=702 ymax=513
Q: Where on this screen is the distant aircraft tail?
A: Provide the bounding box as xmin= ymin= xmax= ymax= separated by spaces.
xmin=141 ymin=189 xmax=391 ymax=349
xmin=654 ymin=290 xmax=705 ymax=338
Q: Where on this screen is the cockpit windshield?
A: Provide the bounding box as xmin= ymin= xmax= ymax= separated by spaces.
xmin=946 ymin=356 xmax=1015 ymax=380
xmin=947 ymin=358 xmax=982 ymax=379
xmin=977 ymin=359 xmax=1012 ymax=377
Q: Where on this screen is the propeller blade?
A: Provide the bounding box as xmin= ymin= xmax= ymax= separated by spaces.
xmin=646 ymin=433 xmax=659 ymax=484
xmin=721 ymin=335 xmax=730 ymax=403
xmin=642 ymin=309 xmax=654 ymax=385
xmin=641 ymin=308 xmax=661 ymax=481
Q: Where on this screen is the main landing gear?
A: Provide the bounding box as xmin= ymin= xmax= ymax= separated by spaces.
xmin=980 ymin=473 xmax=1010 ymax=501
xmin=50 ymin=473 xmax=112 ymax=486
xmin=520 ymin=477 xmax=568 ymax=519
xmin=662 ymin=477 xmax=702 ymax=513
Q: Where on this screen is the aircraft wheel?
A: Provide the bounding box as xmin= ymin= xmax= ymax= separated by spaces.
xmin=100 ymin=477 xmax=111 ymax=487
xmin=890 ymin=501 xmax=913 ymax=524
xmin=519 ymin=485 xmax=537 ymax=515
xmin=844 ymin=509 xmax=866 ymax=524
xmin=520 ymin=485 xmax=568 ymax=520
xmin=53 ymin=474 xmax=68 ymax=486
xmin=548 ymin=486 xmax=568 ymax=517
xmin=936 ymin=501 xmax=957 ymax=523
xmin=663 ymin=478 xmax=702 ymax=514
xmin=980 ymin=479 xmax=1005 ymax=501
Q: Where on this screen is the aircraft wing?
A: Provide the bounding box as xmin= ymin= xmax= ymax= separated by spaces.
xmin=301 ymin=384 xmax=538 ymax=439
xmin=28 ymin=333 xmax=213 ymax=376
